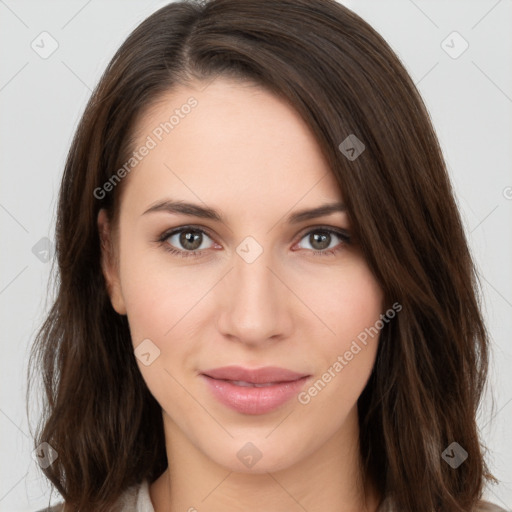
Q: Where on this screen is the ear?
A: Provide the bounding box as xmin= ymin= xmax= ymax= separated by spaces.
xmin=97 ymin=209 xmax=127 ymax=315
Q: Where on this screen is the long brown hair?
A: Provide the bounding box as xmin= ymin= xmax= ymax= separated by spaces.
xmin=28 ymin=1 xmax=500 ymax=510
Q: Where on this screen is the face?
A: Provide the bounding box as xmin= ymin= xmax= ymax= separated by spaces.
xmin=99 ymin=77 xmax=384 ymax=474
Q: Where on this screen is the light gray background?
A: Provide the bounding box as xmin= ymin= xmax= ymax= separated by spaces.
xmin=0 ymin=1 xmax=511 ymax=511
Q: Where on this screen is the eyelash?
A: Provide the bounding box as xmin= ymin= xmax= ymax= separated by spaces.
xmin=156 ymin=225 xmax=351 ymax=259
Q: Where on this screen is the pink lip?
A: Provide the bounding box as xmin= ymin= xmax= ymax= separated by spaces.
xmin=200 ymin=365 xmax=310 ymax=415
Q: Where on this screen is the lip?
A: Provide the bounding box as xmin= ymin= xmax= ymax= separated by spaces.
xmin=202 ymin=365 xmax=308 ymax=384
xmin=200 ymin=365 xmax=310 ymax=415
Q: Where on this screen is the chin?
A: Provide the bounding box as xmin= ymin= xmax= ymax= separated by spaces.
xmin=204 ymin=435 xmax=305 ymax=475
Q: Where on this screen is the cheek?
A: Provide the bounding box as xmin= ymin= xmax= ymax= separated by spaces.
xmin=295 ymin=259 xmax=383 ymax=401
xmin=297 ymin=257 xmax=384 ymax=349
xmin=340 ymin=270 xmax=383 ymax=342
xmin=296 ymin=266 xmax=383 ymax=414
xmin=118 ymin=243 xmax=215 ymax=401
xmin=118 ymin=236 xmax=208 ymax=343
xmin=119 ymin=255 xmax=204 ymax=407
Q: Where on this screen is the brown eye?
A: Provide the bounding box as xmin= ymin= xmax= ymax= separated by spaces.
xmin=308 ymin=231 xmax=332 ymax=250
xmin=296 ymin=228 xmax=350 ymax=254
xmin=179 ymin=230 xmax=203 ymax=250
xmin=164 ymin=228 xmax=214 ymax=252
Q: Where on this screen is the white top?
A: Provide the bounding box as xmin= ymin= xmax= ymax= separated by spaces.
xmin=112 ymin=479 xmax=155 ymax=511
xmin=36 ymin=480 xmax=154 ymax=512
xmin=36 ymin=480 xmax=509 ymax=512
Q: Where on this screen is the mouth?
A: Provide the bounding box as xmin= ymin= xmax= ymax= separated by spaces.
xmin=216 ymin=380 xmax=286 ymax=388
xmin=200 ymin=366 xmax=311 ymax=415
xmin=201 ymin=365 xmax=309 ymax=384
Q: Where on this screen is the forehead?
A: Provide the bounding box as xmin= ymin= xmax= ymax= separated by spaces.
xmin=122 ymin=77 xmax=343 ymax=217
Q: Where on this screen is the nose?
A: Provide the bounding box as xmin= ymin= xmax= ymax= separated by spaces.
xmin=216 ymin=246 xmax=294 ymax=347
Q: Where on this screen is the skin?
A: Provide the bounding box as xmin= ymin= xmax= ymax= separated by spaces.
xmin=99 ymin=77 xmax=384 ymax=512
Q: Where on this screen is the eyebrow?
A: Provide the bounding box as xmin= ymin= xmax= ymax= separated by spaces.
xmin=142 ymin=199 xmax=346 ymax=224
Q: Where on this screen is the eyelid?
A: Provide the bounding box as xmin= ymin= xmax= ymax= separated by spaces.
xmin=295 ymin=224 xmax=350 ymax=241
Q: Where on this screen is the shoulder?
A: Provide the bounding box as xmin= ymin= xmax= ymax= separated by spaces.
xmin=34 ymin=479 xmax=154 ymax=512
xmin=473 ymin=500 xmax=510 ymax=512
xmin=377 ymin=496 xmax=509 ymax=512
xmin=34 ymin=505 xmax=64 ymax=512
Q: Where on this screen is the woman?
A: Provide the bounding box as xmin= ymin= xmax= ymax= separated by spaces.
xmin=28 ymin=0 xmax=507 ymax=511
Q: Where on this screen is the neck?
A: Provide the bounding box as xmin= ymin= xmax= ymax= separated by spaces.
xmin=150 ymin=407 xmax=382 ymax=512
